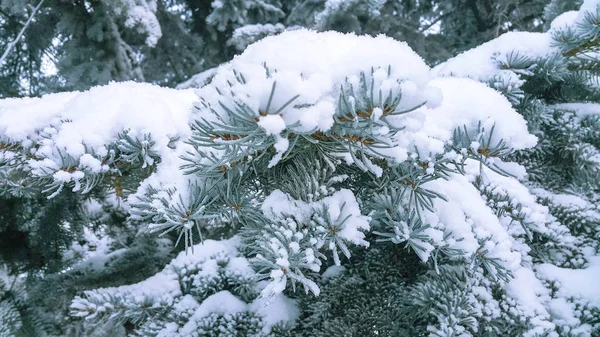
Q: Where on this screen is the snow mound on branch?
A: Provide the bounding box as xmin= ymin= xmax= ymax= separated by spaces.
xmin=198 ymin=29 xmax=441 ymax=147
xmin=394 ymin=77 xmax=537 ymax=155
xmin=577 ymin=0 xmax=600 ymax=23
xmin=0 ymin=81 xmax=195 ymax=159
xmin=434 ymin=1 xmax=599 ymax=88
xmin=70 ymin=238 xmax=242 ymax=314
xmin=70 ymin=237 xmax=297 ymax=334
xmin=538 ymin=256 xmax=600 ymax=303
xmin=0 ymin=81 xmax=196 ymax=197
xmin=433 ymin=32 xmax=555 ymax=82
xmin=195 ymin=30 xmax=536 ymax=171
xmin=536 ymin=256 xmax=600 ymax=335
xmin=176 ymin=67 xmax=218 ymax=89
xmin=553 ymin=102 xmax=600 ymax=120
xmin=230 ymin=29 xmax=432 ymax=89
xmin=431 ymin=2 xmax=600 ymax=333
xmin=549 ymin=11 xmax=579 ymax=31
xmin=228 ymin=23 xmax=287 ymax=51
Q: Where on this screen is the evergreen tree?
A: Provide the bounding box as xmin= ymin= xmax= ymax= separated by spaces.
xmin=1 ymin=1 xmax=600 ymax=337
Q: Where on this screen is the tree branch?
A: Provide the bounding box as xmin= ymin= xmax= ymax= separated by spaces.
xmin=0 ymin=0 xmax=45 ymax=67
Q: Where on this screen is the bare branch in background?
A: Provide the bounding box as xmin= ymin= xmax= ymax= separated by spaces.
xmin=0 ymin=0 xmax=45 ymax=67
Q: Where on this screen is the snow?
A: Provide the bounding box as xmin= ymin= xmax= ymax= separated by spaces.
xmin=468 ymin=163 xmax=551 ymax=234
xmin=577 ymin=0 xmax=600 ymax=23
xmin=262 ymin=189 xmax=370 ymax=248
xmin=176 ymin=67 xmax=218 ymax=89
xmin=196 ymin=29 xmax=440 ymax=167
xmin=550 ymin=194 xmax=589 ymax=209
xmin=0 ymin=81 xmax=196 ymax=197
xmin=70 ymin=238 xmax=242 ymax=314
xmin=69 ymin=236 xmax=299 ymax=334
xmin=178 ymin=291 xmax=248 ymax=335
xmin=394 ymin=77 xmax=537 ymax=157
xmin=0 ymin=91 xmax=78 ymax=141
xmin=261 ymin=190 xmax=309 ymax=220
xmin=250 ymin=293 xmax=300 ymax=332
xmin=187 ymin=30 xmax=563 ymax=304
xmin=123 ymin=0 xmax=162 ymax=47
xmin=228 ymin=23 xmax=286 ymax=51
xmin=1 ymin=23 xmax=596 ymax=335
xmin=552 ymin=102 xmax=600 ymax=120
xmin=257 ymin=188 xmax=370 ymax=296
xmin=537 ymin=256 xmax=600 ymax=304
xmin=78 ymin=153 xmax=107 ymax=173
xmin=62 ymin=227 xmax=116 ymax=269
xmin=321 ymin=189 xmax=370 ymax=247
xmin=171 ymin=237 xmax=241 ymax=267
xmin=549 ymin=11 xmax=579 ymax=31
xmin=423 ymin=170 xmax=522 ymax=267
xmin=321 ymin=265 xmax=346 ymax=280
xmin=506 ymin=267 xmax=551 ymax=318
xmin=433 ymin=32 xmax=555 ymax=83
xmin=548 ymin=298 xmax=579 ymax=326
xmin=258 ymin=114 xmax=287 ymax=135
xmin=430 ymin=3 xmax=600 ymax=332
xmin=535 ymin=256 xmax=600 ymax=334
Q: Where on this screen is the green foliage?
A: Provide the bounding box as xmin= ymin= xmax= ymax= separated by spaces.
xmin=295 ymin=242 xmax=426 ymax=337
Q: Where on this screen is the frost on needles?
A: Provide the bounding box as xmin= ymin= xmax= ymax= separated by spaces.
xmin=1 ymin=8 xmax=600 ymax=337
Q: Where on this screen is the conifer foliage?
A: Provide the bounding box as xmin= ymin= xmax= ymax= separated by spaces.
xmin=1 ymin=1 xmax=600 ymax=337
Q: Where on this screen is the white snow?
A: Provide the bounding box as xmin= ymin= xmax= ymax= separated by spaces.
xmin=258 ymin=114 xmax=287 ymax=135
xmin=321 ymin=189 xmax=370 ymax=247
xmin=258 ymin=188 xmax=369 ymax=296
xmin=548 ymin=298 xmax=579 ymax=326
xmin=537 ymin=256 xmax=600 ymax=303
xmin=576 ymin=0 xmax=600 ymax=23
xmin=321 ymin=265 xmax=346 ymax=280
xmin=0 ymin=81 xmax=196 ymax=198
xmin=394 ymin=77 xmax=537 ymax=157
xmin=250 ymin=293 xmax=300 ymax=332
xmin=552 ymin=102 xmax=600 ymax=120
xmin=549 ymin=11 xmax=579 ymax=31
xmin=261 ymin=190 xmax=309 ymax=220
xmin=70 ymin=236 xmax=298 ymax=334
xmin=534 ymin=256 xmax=600 ymax=334
xmin=228 ymin=23 xmax=287 ymax=51
xmin=187 ymin=30 xmax=555 ymax=306
xmin=433 ymin=32 xmax=555 ymax=83
xmin=423 ymin=170 xmax=521 ymax=267
xmin=176 ymin=67 xmax=218 ymax=89
xmin=430 ymin=3 xmax=600 ymax=333
xmin=195 ymin=29 xmax=441 ymax=167
xmin=70 ymin=238 xmax=242 ymax=314
xmin=506 ymin=267 xmax=551 ymax=318
xmin=550 ymin=194 xmax=589 ymax=209
xmin=123 ymin=0 xmax=162 ymax=47
xmin=62 ymin=227 xmax=116 ymax=268
xmin=177 ymin=291 xmax=248 ymax=335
